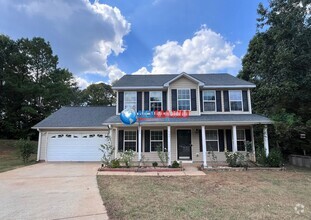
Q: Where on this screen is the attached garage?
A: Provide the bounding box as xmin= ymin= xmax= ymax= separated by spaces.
xmin=46 ymin=133 xmax=107 ymax=161
xmin=32 ymin=106 xmax=116 ymax=162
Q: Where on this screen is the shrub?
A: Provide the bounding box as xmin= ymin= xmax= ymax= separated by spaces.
xmin=120 ymin=150 xmax=135 ymax=168
xmin=99 ymin=136 xmax=115 ymax=167
xmin=171 ymin=160 xmax=180 ymax=168
xmin=256 ymin=146 xmax=267 ymax=165
xmin=157 ymin=147 xmax=168 ymax=166
xmin=110 ymin=159 xmax=121 ymax=168
xmin=225 ymin=152 xmax=247 ymax=167
xmin=16 ymin=138 xmax=35 ymax=164
xmin=266 ymin=148 xmax=283 ymax=167
xmin=152 ymin=161 xmax=158 ymax=167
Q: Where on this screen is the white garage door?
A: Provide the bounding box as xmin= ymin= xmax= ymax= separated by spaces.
xmin=47 ymin=133 xmax=107 ymax=161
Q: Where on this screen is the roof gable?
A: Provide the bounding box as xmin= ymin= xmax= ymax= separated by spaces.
xmin=163 ymin=72 xmax=204 ymax=87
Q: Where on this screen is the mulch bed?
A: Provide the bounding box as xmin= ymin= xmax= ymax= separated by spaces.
xmin=98 ymin=167 xmax=183 ymax=172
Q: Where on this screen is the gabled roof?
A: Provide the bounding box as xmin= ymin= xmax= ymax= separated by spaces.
xmin=112 ymin=73 xmax=255 ymax=89
xmin=32 ymin=106 xmax=116 ymax=129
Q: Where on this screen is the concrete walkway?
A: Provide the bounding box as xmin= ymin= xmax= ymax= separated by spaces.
xmin=97 ymin=164 xmax=206 ymax=176
xmin=0 ymin=163 xmax=108 ymax=220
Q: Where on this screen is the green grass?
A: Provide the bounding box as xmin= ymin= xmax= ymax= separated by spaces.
xmin=0 ymin=139 xmax=37 ymax=173
xmin=97 ymin=169 xmax=311 ymax=220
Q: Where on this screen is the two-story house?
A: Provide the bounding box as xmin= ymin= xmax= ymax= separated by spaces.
xmin=33 ymin=72 xmax=271 ymax=166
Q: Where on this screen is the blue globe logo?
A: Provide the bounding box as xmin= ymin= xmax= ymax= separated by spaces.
xmin=120 ymin=108 xmax=137 ymax=125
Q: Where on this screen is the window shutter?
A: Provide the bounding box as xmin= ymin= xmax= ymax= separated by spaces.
xmin=245 ymin=129 xmax=251 ymax=142
xmin=172 ymin=89 xmax=177 ymax=111
xmin=216 ymin=91 xmax=222 ymax=112
xmin=118 ymin=92 xmax=124 ymax=113
xmin=242 ymin=90 xmax=249 ymax=112
xmin=226 ymin=129 xmax=232 ymax=151
xmin=164 ymin=130 xmax=167 ymax=152
xmin=144 ymin=92 xmax=149 ymax=111
xmin=223 ymin=91 xmax=229 ymax=112
xmin=118 ymin=130 xmax=124 ymax=152
xmin=144 ymin=130 xmax=150 ymax=152
xmin=190 ymin=89 xmax=197 ymax=111
xmin=200 ymin=91 xmax=203 ymax=112
xmin=162 ymin=91 xmax=167 ymax=111
xmin=199 ymin=130 xmax=202 ymax=152
xmin=137 ymin=92 xmax=142 ymax=111
xmin=218 ymin=129 xmax=225 ymax=152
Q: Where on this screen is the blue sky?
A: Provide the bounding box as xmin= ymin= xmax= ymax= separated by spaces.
xmin=0 ymin=0 xmax=268 ymax=88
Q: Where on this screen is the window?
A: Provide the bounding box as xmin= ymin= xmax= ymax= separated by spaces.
xmin=150 ymin=130 xmax=163 ymax=151
xmin=177 ymin=89 xmax=191 ymax=110
xmin=206 ymin=130 xmax=219 ymax=151
xmin=237 ymin=129 xmax=246 ymax=151
xmin=124 ymin=91 xmax=137 ymax=110
xmin=124 ymin=131 xmax=136 ymax=151
xmin=229 ymin=90 xmax=243 ymax=111
xmin=203 ymin=90 xmax=216 ymax=111
xmin=150 ymin=91 xmax=162 ymax=111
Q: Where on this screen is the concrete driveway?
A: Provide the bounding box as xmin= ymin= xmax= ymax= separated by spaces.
xmin=0 ymin=163 xmax=108 ymax=220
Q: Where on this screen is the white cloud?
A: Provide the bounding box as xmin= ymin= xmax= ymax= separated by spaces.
xmin=133 ymin=26 xmax=241 ymax=75
xmin=0 ymin=0 xmax=130 ymax=83
xmin=75 ymin=77 xmax=90 ymax=89
xmin=132 ymin=67 xmax=151 ymax=75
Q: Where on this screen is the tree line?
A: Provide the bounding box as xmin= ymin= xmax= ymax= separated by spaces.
xmin=0 ymin=35 xmax=115 ymax=139
xmin=238 ymin=0 xmax=311 ymax=155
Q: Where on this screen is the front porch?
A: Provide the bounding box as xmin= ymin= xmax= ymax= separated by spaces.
xmin=110 ymin=124 xmax=270 ymax=167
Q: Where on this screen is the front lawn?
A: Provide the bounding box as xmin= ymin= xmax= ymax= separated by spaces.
xmin=0 ymin=139 xmax=37 ymax=173
xmin=97 ymin=168 xmax=311 ymax=220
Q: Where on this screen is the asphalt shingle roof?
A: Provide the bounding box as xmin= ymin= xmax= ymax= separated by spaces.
xmin=32 ymin=106 xmax=116 ymax=128
xmin=112 ymin=73 xmax=255 ymax=88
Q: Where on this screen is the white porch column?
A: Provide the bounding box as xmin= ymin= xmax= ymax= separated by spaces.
xmin=36 ymin=129 xmax=41 ymax=161
xmin=114 ymin=128 xmax=118 ymax=159
xmin=138 ymin=125 xmax=142 ymax=161
xmin=201 ymin=126 xmax=207 ymax=168
xmin=251 ymin=126 xmax=256 ymax=161
xmin=263 ymin=125 xmax=269 ymax=157
xmin=232 ymin=125 xmax=238 ymax=152
xmin=167 ymin=126 xmax=171 ymax=166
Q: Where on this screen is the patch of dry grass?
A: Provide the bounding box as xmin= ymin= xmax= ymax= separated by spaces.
xmin=97 ymin=169 xmax=311 ymax=220
xmin=0 ymin=139 xmax=37 ymax=173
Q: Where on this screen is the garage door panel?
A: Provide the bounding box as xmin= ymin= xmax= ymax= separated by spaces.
xmin=47 ymin=133 xmax=107 ymax=161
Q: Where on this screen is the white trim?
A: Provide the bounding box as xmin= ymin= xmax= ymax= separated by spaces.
xmin=116 ymin=91 xmax=119 ymax=115
xmin=164 ymin=72 xmax=204 ymax=87
xmin=205 ymin=129 xmax=219 ymax=152
xmin=247 ymin=89 xmax=252 ymax=113
xmin=202 ymin=90 xmax=216 ymax=112
xmin=149 ymin=129 xmax=164 ymax=152
xmin=203 ymin=85 xmax=256 ymax=88
xmin=138 ymin=126 xmax=142 ymax=160
xmin=36 ymin=129 xmax=41 ymax=161
xmin=167 ymin=126 xmax=171 ymax=166
xmin=112 ymin=86 xmax=163 ymax=90
xmin=177 ymin=88 xmax=191 ymax=111
xmin=45 ymin=132 xmax=49 ymax=161
xmin=232 ymin=125 xmax=237 ymax=152
xmin=263 ymin=125 xmax=269 ymax=157
xmin=229 ymin=90 xmax=243 ymax=112
xmin=201 ymin=126 xmax=207 ymax=168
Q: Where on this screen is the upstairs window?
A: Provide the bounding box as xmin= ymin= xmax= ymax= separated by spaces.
xmin=124 ymin=131 xmax=136 ymax=151
xmin=229 ymin=90 xmax=243 ymax=111
xmin=206 ymin=130 xmax=219 ymax=151
xmin=124 ymin=91 xmax=137 ymax=110
xmin=177 ymin=89 xmax=191 ymax=110
xmin=150 ymin=91 xmax=162 ymax=111
xmin=150 ymin=130 xmax=163 ymax=151
xmin=203 ymin=90 xmax=216 ymax=111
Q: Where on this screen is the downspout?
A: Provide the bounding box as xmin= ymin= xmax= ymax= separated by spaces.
xmin=36 ymin=129 xmax=41 ymax=161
